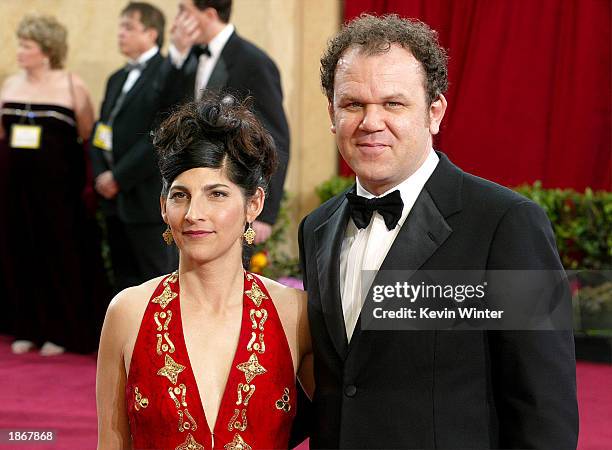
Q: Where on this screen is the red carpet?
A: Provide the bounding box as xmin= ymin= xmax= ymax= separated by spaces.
xmin=0 ymin=335 xmax=609 ymax=449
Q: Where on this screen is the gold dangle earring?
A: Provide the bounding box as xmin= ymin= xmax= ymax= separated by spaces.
xmin=243 ymin=223 xmax=256 ymax=245
xmin=162 ymin=226 xmax=174 ymax=245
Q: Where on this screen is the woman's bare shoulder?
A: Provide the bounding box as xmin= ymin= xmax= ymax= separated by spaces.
xmin=257 ymin=275 xmax=306 ymax=312
xmin=106 ymin=275 xmax=166 ymax=321
xmin=1 ymin=73 xmax=22 ymax=97
xmin=65 ymin=71 xmax=87 ymax=89
xmin=66 ymin=72 xmax=92 ymax=101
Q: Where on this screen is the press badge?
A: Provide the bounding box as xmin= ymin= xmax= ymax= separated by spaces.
xmin=93 ymin=123 xmax=113 ymax=151
xmin=10 ymin=124 xmax=42 ymax=149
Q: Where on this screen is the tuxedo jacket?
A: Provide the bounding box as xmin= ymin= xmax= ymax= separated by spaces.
xmin=298 ymin=153 xmax=578 ymax=449
xmin=165 ymin=31 xmax=290 ymax=225
xmin=90 ymin=51 xmax=170 ymax=224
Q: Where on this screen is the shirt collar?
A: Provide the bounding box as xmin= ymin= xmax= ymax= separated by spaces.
xmin=207 ymin=23 xmax=235 ymax=58
xmin=129 ymin=45 xmax=159 ymax=66
xmin=356 ymin=148 xmax=439 ymax=216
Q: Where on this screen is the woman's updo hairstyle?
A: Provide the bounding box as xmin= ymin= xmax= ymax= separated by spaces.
xmin=154 ymin=92 xmax=278 ymax=199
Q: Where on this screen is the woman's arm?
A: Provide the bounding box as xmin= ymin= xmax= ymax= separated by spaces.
xmin=0 ymin=74 xmax=17 ymax=141
xmin=295 ymin=290 xmax=314 ymax=400
xmin=71 ymin=73 xmax=95 ymax=141
xmin=96 ymin=295 xmax=132 ymax=449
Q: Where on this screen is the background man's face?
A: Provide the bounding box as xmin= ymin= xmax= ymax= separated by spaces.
xmin=329 ymin=44 xmax=446 ymax=195
xmin=118 ymin=12 xmax=155 ymax=59
xmin=178 ymin=0 xmax=210 ymax=40
xmin=178 ymin=0 xmax=199 ymax=16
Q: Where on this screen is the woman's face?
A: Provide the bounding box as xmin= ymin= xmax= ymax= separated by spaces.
xmin=17 ymin=38 xmax=48 ymax=70
xmin=161 ymin=167 xmax=264 ymax=264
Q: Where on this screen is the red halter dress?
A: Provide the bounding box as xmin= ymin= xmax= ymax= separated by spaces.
xmin=126 ymin=272 xmax=296 ymax=449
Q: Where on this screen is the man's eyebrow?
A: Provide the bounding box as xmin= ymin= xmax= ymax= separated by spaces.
xmin=380 ymin=93 xmax=411 ymax=102
xmin=335 ymin=93 xmax=412 ymax=103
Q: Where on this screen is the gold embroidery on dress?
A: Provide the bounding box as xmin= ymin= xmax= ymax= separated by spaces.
xmin=152 ymin=284 xmax=178 ymax=309
xmin=157 ymin=354 xmax=186 ymax=385
xmin=224 ymin=433 xmax=252 ymax=450
xmin=275 ymin=387 xmax=291 ymax=413
xmin=245 ymin=282 xmax=268 ymax=307
xmin=134 ymin=387 xmax=149 ymax=411
xmin=156 ymin=332 xmax=176 ymax=355
xmin=175 ymin=432 xmax=204 ymax=450
xmin=177 ymin=408 xmax=198 ymax=432
xmin=154 ymin=310 xmax=172 ymax=331
xmin=168 ymin=384 xmax=188 ymax=409
xmin=228 ymin=408 xmax=248 ymax=431
xmin=225 ymin=275 xmax=269 ymax=438
xmin=249 ymin=308 xmax=268 ymax=331
xmin=236 ymin=383 xmax=255 ymax=406
xmin=246 ymin=332 xmax=266 ymax=354
xmin=236 ymin=353 xmax=267 ymax=383
xmin=165 ymin=271 xmax=179 ymax=286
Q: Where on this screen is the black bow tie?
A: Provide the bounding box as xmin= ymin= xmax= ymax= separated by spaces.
xmin=346 ymin=190 xmax=404 ymax=230
xmin=192 ymin=44 xmax=211 ymax=58
xmin=125 ymin=61 xmax=146 ymax=72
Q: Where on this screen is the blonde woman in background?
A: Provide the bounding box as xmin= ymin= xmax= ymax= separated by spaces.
xmin=0 ymin=14 xmax=103 ymax=355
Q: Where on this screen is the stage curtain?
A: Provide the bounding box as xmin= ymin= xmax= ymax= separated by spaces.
xmin=338 ymin=0 xmax=611 ymax=191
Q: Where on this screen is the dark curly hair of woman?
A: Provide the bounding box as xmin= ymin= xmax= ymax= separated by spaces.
xmin=154 ymin=93 xmax=278 ymax=198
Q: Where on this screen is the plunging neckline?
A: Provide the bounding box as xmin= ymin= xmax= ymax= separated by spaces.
xmin=175 ymin=272 xmax=248 ymax=445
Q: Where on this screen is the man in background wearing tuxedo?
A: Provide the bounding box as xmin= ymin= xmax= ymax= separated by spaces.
xmin=91 ymin=2 xmax=175 ymax=292
xmin=166 ymin=0 xmax=290 ymax=242
xmin=298 ymin=14 xmax=578 ymax=449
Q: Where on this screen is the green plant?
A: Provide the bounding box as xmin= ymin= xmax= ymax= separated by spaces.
xmin=515 ymin=181 xmax=611 ymax=270
xmin=251 ymin=193 xmax=301 ymax=279
xmin=316 ymin=175 xmax=355 ymax=204
xmin=576 ymin=281 xmax=612 ymax=313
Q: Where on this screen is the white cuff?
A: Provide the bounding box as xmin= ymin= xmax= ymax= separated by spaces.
xmin=169 ymin=44 xmax=189 ymax=69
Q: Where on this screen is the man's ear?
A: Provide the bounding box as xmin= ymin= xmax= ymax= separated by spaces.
xmin=147 ymin=28 xmax=159 ymax=47
xmin=203 ymin=6 xmax=218 ymax=22
xmin=428 ymin=94 xmax=447 ymax=135
xmin=246 ymin=187 xmax=265 ymax=223
xmin=328 ymin=102 xmax=336 ymax=134
xmin=160 ymin=196 xmax=168 ymax=224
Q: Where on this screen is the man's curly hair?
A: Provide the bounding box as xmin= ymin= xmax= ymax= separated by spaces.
xmin=320 ymin=14 xmax=449 ymax=105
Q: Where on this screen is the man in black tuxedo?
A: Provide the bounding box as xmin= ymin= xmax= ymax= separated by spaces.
xmin=165 ymin=0 xmax=290 ymax=242
xmin=91 ymin=2 xmax=175 ymax=291
xmin=298 ymin=15 xmax=578 ymax=449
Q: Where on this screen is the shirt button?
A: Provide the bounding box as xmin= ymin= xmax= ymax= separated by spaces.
xmin=344 ymin=385 xmax=357 ymax=397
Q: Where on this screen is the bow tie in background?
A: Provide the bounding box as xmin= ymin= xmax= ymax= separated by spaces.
xmin=346 ymin=190 xmax=404 ymax=230
xmin=125 ymin=61 xmax=146 ymax=72
xmin=192 ymin=44 xmax=211 ymax=58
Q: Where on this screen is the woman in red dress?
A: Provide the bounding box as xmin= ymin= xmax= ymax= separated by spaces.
xmin=96 ymin=94 xmax=313 ymax=449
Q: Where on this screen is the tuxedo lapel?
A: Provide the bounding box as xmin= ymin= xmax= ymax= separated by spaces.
xmin=206 ymin=31 xmax=238 ymax=91
xmin=314 ymin=196 xmax=352 ymax=359
xmin=104 ymin=71 xmax=128 ymax=121
xmin=206 ymin=56 xmax=229 ymax=91
xmin=380 ymin=188 xmax=453 ymax=272
xmin=115 ymin=53 xmax=162 ymax=116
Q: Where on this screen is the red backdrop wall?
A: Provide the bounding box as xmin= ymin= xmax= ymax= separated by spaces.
xmin=339 ymin=0 xmax=611 ymax=191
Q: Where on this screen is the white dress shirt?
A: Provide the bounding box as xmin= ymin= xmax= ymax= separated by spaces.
xmin=122 ymin=45 xmax=159 ymax=94
xmin=340 ymin=149 xmax=440 ymax=340
xmin=169 ymin=24 xmax=235 ymax=100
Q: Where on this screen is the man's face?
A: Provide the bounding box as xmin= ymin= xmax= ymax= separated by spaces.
xmin=118 ymin=12 xmax=156 ymax=59
xmin=329 ymin=44 xmax=446 ymax=195
xmin=178 ymin=0 xmax=211 ymax=42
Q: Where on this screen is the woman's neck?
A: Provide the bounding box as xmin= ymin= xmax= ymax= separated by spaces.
xmin=178 ymin=251 xmax=246 ymax=311
xmin=25 ymin=65 xmax=52 ymax=83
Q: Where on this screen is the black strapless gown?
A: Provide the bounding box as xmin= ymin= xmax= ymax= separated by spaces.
xmin=0 ymin=102 xmax=110 ymax=352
